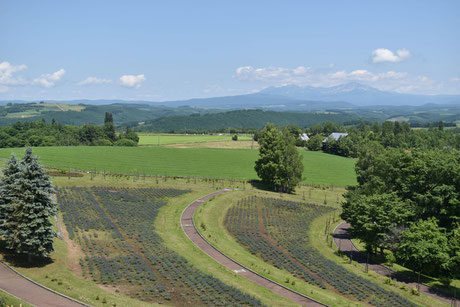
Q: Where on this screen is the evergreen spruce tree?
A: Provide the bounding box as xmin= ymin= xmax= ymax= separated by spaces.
xmin=103 ymin=112 xmax=116 ymax=142
xmin=3 ymin=148 xmax=57 ymax=261
xmin=0 ymin=155 xmax=21 ymax=237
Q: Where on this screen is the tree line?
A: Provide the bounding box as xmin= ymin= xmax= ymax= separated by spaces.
xmin=298 ymin=120 xmax=460 ymax=156
xmin=0 ymin=112 xmax=139 ymax=148
xmin=269 ymin=120 xmax=460 ymax=285
xmin=341 ymin=146 xmax=460 ymax=285
xmin=135 ymin=109 xmax=359 ymax=133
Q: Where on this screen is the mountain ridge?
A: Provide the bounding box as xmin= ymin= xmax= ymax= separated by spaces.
xmin=1 ymin=82 xmax=459 ymax=109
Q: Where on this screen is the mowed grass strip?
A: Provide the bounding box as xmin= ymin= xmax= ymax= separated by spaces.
xmin=138 ymin=134 xmax=252 ymax=145
xmin=0 ymin=147 xmax=357 ymax=186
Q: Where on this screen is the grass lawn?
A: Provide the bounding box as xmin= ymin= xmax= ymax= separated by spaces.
xmin=195 ymin=191 xmax=448 ymax=307
xmin=138 ymin=134 xmax=252 ymax=145
xmin=1 ymin=177 xmax=294 ymax=307
xmin=194 ymin=189 xmax=356 ymax=307
xmin=2 ymin=217 xmax=160 ymax=306
xmin=2 ymin=177 xmax=172 ymax=306
xmin=154 ymin=186 xmax=295 ymax=306
xmin=0 ymin=147 xmax=357 ymax=187
xmin=0 ymin=289 xmax=33 ymax=307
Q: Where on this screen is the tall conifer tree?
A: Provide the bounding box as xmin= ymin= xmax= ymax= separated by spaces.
xmin=3 ymin=148 xmax=57 ymax=261
xmin=0 ymin=155 xmax=21 ymax=237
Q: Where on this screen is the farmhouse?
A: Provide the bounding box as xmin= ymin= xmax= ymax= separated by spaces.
xmin=323 ymin=132 xmax=348 ymax=143
xmin=300 ymin=133 xmax=309 ymax=141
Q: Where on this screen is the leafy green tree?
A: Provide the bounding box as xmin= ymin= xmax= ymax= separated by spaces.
xmin=396 ymin=218 xmax=450 ymax=279
xmin=79 ymin=124 xmax=103 ymax=145
xmin=341 ymin=192 xmax=413 ymax=252
xmin=438 ymin=120 xmax=444 ymax=131
xmin=447 ymin=225 xmax=460 ymax=280
xmin=104 ymin=112 xmax=113 ymax=124
xmin=255 ymin=124 xmax=303 ymax=193
xmin=118 ymin=127 xmax=139 ymax=144
xmin=2 ymin=148 xmax=57 ymax=261
xmin=306 ymin=134 xmax=323 ymax=151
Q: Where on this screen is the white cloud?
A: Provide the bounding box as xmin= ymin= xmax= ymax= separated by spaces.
xmin=236 ymin=65 xmax=311 ymax=83
xmin=372 ymin=48 xmax=411 ymax=63
xmin=449 ymin=77 xmax=460 ymax=82
xmin=33 ymin=69 xmax=66 ymax=88
xmin=0 ymin=61 xmax=28 ymax=90
xmin=120 ymin=74 xmax=146 ymax=88
xmin=235 ymin=64 xmax=441 ymax=94
xmin=78 ymin=77 xmax=112 ymax=85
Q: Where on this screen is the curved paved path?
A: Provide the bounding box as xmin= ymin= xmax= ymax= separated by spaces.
xmin=0 ymin=260 xmax=87 ymax=307
xmin=181 ymin=189 xmax=327 ymax=307
xmin=333 ymin=222 xmax=456 ymax=305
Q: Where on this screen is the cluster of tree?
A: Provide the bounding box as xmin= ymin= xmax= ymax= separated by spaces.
xmin=299 ymin=121 xmax=460 ymax=157
xmin=341 ymin=146 xmax=460 ymax=283
xmin=0 ymin=148 xmax=57 ymax=262
xmin=0 ymin=112 xmax=139 ymax=148
xmin=136 ymin=109 xmax=358 ymax=133
xmin=255 ymin=124 xmax=304 ymax=193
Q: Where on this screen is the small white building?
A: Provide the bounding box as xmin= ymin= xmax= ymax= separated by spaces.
xmin=300 ymin=133 xmax=309 ymax=141
xmin=323 ymin=132 xmax=348 ymax=143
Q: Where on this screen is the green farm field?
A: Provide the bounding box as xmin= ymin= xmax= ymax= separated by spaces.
xmin=138 ymin=134 xmax=252 ymax=145
xmin=0 ymin=147 xmax=357 ymax=186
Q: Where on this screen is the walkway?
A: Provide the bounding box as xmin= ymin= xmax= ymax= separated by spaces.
xmin=181 ymin=189 xmax=327 ymax=307
xmin=0 ymin=260 xmax=87 ymax=307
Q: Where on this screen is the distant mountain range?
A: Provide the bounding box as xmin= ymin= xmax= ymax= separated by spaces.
xmin=257 ymin=82 xmax=460 ymax=107
xmin=2 ymin=82 xmax=460 ymax=110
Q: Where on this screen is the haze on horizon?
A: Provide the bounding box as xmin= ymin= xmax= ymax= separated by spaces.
xmin=1 ymin=0 xmax=459 ymax=102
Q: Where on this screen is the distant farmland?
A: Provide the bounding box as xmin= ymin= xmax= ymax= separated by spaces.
xmin=138 ymin=134 xmax=252 ymax=146
xmin=0 ymin=147 xmax=357 ymax=186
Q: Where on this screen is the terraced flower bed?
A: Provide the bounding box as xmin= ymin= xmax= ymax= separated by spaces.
xmin=58 ymin=186 xmax=264 ymax=306
xmin=225 ymin=196 xmax=416 ymax=307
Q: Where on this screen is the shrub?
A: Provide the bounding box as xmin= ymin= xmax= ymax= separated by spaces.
xmin=232 ymin=134 xmax=238 ymax=141
xmin=94 ymin=138 xmax=113 ymax=146
xmin=114 ymin=139 xmax=137 ymax=146
xmin=385 ymin=253 xmax=396 ymax=267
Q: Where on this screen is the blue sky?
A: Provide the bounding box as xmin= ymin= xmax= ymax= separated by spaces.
xmin=1 ymin=1 xmax=459 ymax=101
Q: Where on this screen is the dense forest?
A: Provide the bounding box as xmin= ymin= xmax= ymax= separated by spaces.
xmin=0 ymin=102 xmax=209 ymax=127
xmin=133 ymin=109 xmax=361 ymax=133
xmin=0 ymin=113 xmax=139 ymax=148
xmin=342 ymin=147 xmax=460 ymax=283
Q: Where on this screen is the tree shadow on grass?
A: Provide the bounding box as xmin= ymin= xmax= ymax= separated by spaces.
xmin=0 ymin=241 xmax=53 ymax=268
xmin=248 ymin=179 xmax=297 ymax=194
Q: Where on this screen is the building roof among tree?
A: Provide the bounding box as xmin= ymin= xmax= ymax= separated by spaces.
xmin=323 ymin=132 xmax=348 ymax=143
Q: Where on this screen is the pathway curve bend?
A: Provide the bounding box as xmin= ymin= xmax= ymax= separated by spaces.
xmin=0 ymin=259 xmax=89 ymax=307
xmin=181 ymin=189 xmax=327 ymax=307
xmin=333 ymin=221 xmax=456 ymax=305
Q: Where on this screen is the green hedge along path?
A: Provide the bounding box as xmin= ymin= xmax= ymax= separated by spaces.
xmin=181 ymin=189 xmax=328 ymax=307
